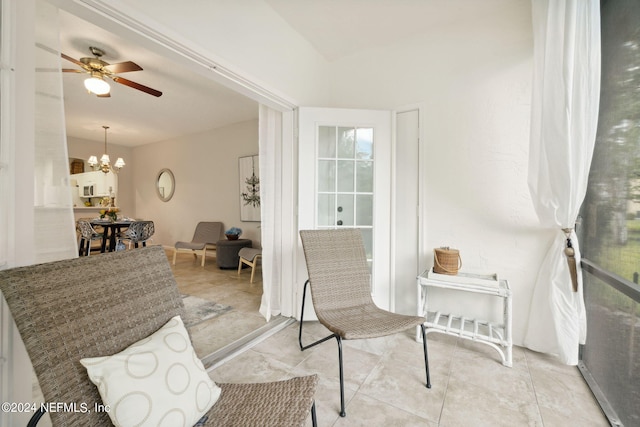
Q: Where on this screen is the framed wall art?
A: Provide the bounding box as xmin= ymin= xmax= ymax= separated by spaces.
xmin=239 ymin=155 xmax=261 ymax=221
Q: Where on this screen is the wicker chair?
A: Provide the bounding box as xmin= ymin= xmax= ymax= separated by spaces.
xmin=76 ymin=219 xmax=104 ymax=256
xmin=120 ymin=220 xmax=155 ymax=249
xmin=299 ymin=229 xmax=430 ymax=417
xmin=0 ymin=246 xmax=318 ymax=426
xmin=173 ymin=221 xmax=223 ymax=267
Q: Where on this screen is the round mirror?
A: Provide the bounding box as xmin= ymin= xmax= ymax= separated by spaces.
xmin=156 ymin=168 xmax=175 ymax=202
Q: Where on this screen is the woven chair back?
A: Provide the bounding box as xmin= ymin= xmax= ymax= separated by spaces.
xmin=192 ymin=221 xmax=223 ymax=244
xmin=299 ymin=229 xmax=374 ymax=311
xmin=0 ymin=246 xmax=184 ymax=426
xmin=126 ymin=220 xmax=155 ymax=242
xmin=76 ymin=219 xmax=100 ymax=239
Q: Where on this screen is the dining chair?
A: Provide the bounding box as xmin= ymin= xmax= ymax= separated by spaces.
xmin=0 ymin=246 xmax=318 ymax=427
xmin=298 ymin=228 xmax=430 ymax=417
xmin=173 ymin=221 xmax=223 ymax=267
xmin=120 ymin=220 xmax=155 ymax=249
xmin=76 ymin=219 xmax=104 ymax=256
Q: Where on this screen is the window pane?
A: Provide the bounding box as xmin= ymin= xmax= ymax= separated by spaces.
xmin=356 ymin=195 xmax=373 ymax=226
xmin=356 ymin=128 xmax=374 ymax=159
xmin=337 ymin=194 xmax=354 ymax=226
xmin=581 ymin=272 xmax=640 ymax=426
xmin=338 ymin=127 xmax=355 ymax=158
xmin=356 ymin=161 xmax=373 ymax=193
xmin=318 ymin=126 xmax=336 ymax=158
xmin=578 ymin=3 xmax=640 ymax=426
xmin=317 ymin=194 xmax=335 ymax=226
xmin=580 ymin=1 xmax=640 ymax=280
xmin=337 ymin=160 xmax=354 ymax=192
xmin=360 ymin=228 xmax=373 ymax=261
xmin=317 ymin=160 xmax=335 ymax=192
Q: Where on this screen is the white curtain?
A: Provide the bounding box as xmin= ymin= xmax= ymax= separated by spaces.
xmin=523 ymin=0 xmax=601 ymax=365
xmin=258 ymin=105 xmax=283 ymax=321
xmin=34 ymin=0 xmax=77 ymax=263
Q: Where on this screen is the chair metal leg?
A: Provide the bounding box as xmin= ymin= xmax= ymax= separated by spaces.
xmin=420 ymin=323 xmax=431 ymax=388
xmin=311 ymin=401 xmax=318 ymax=427
xmin=298 ymin=279 xmax=347 ymax=417
xmin=336 ymin=335 xmax=346 ymax=417
xmin=27 ymin=407 xmax=46 ymax=427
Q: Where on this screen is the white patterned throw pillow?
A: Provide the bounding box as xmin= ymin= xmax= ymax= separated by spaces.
xmin=80 ymin=315 xmax=220 ymax=427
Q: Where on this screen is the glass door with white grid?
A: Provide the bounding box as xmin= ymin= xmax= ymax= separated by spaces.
xmin=317 ymin=125 xmax=374 ymax=266
xmin=298 ymin=107 xmax=391 ymax=309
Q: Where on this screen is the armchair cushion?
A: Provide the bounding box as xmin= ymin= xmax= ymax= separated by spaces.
xmin=80 ymin=315 xmax=220 ymax=427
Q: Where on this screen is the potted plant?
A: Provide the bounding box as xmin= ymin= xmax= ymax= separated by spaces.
xmin=225 ymin=227 xmax=242 ymax=240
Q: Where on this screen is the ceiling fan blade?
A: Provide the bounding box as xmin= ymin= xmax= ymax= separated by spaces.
xmin=62 ymin=68 xmax=85 ymax=73
xmin=104 ymin=61 xmax=143 ymax=74
xmin=61 ymin=52 xmax=85 ymax=68
xmin=112 ymin=76 xmax=162 ymax=97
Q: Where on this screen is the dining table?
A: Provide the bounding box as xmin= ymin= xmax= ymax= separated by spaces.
xmin=90 ymin=219 xmax=133 ymax=253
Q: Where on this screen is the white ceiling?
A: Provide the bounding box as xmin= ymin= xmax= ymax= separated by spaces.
xmin=60 ymin=0 xmax=522 ymax=147
xmin=59 ymin=10 xmax=260 ymax=147
xmin=264 ymin=0 xmax=515 ymax=62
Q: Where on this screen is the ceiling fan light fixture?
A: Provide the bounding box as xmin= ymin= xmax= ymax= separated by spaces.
xmin=84 ymin=72 xmax=110 ymax=95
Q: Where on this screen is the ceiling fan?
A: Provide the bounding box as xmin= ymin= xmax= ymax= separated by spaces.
xmin=62 ymin=46 xmax=163 ymax=97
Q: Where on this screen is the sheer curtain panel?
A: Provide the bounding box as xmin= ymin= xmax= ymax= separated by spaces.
xmin=258 ymin=105 xmax=283 ymax=321
xmin=523 ymin=0 xmax=601 ymax=364
xmin=34 ymin=0 xmax=76 ymax=262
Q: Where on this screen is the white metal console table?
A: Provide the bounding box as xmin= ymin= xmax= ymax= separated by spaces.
xmin=416 ymin=270 xmax=513 ymax=367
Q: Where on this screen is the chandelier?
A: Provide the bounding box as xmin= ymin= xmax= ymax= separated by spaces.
xmin=241 ymin=162 xmax=260 ymax=208
xmin=88 ymin=125 xmax=125 ymax=174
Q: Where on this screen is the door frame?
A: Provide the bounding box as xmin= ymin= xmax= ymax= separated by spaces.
xmin=297 ymin=107 xmax=393 ymax=311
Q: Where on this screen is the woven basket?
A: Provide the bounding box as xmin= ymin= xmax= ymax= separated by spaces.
xmin=433 ymin=247 xmax=461 ymax=275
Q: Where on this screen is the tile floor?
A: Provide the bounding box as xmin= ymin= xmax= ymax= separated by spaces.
xmin=170 ymin=248 xmax=267 ymax=358
xmin=209 ymin=321 xmax=609 ymax=427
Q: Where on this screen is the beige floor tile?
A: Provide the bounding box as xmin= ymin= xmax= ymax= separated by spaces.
xmin=302 ymin=375 xmax=358 ymax=427
xmin=333 ymin=393 xmax=436 ymax=427
xmin=208 ymin=348 xmax=293 ymax=383
xmin=538 ymin=406 xmax=609 ymax=427
xmin=524 ymin=347 xmax=583 ymax=378
xmin=293 ymin=340 xmax=383 ymax=392
xmin=529 ymin=367 xmax=608 ymax=425
xmin=439 ymin=377 xmax=543 ymax=427
xmin=359 ymin=357 xmax=443 ymax=422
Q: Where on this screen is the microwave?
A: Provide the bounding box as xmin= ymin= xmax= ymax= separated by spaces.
xmin=82 ymin=184 xmax=95 ymax=197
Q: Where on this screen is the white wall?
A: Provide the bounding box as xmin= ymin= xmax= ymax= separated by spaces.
xmin=131 ymin=119 xmax=261 ymax=249
xmin=328 ymin=3 xmax=539 ymax=343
